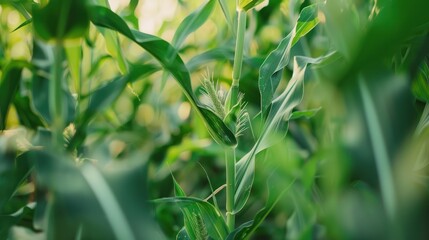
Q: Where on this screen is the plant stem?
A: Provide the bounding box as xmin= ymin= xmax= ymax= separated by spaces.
xmin=50 ymin=42 xmax=64 ymax=148
xmin=225 ymin=147 xmax=236 ymax=231
xmin=228 ymin=9 xmax=246 ymax=110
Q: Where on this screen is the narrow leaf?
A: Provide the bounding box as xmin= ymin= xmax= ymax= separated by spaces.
xmin=172 ymin=0 xmax=216 ymax=49
xmin=290 ymin=107 xmax=321 ymax=120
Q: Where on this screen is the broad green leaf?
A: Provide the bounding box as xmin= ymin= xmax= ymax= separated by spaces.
xmin=30 ymin=150 xmax=165 ymax=239
xmin=358 ymin=76 xmax=396 ymax=219
xmin=81 ymin=164 xmax=136 ymax=240
xmin=172 ymin=0 xmax=216 ymax=49
xmin=227 ymin=180 xmax=294 ymax=240
xmin=154 ymin=197 xmax=228 ymax=240
xmin=30 ymin=40 xmax=76 ymax=125
xmin=0 ymin=204 xmax=35 ymax=239
xmin=88 ymin=6 xmax=236 ymax=146
xmin=0 ymin=61 xmax=27 ymax=131
xmin=259 ymin=4 xmax=319 ymax=116
xmin=32 ymin=0 xmax=89 ymax=41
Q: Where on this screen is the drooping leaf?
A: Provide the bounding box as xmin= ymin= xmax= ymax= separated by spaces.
xmin=88 ymin=6 xmax=236 ymax=146
xmin=162 ymin=0 xmax=216 ymax=93
xmin=259 ymin=4 xmax=319 ymax=116
xmin=154 ymin=197 xmax=228 ymax=240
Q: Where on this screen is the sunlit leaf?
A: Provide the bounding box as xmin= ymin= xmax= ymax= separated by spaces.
xmin=172 ymin=0 xmax=216 ymax=49
xmin=88 ymin=5 xmax=236 ymax=146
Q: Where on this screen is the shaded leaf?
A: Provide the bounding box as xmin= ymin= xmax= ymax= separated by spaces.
xmin=0 ymin=61 xmax=27 ymax=131
xmin=412 ymin=61 xmax=429 ymax=102
xmin=154 ymin=197 xmax=228 ymax=240
xmin=227 ymin=180 xmax=295 ymax=240
xmin=32 ymin=0 xmax=89 ymax=41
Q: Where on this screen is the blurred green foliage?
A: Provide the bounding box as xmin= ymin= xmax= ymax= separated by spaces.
xmin=0 ymin=0 xmax=429 ymax=239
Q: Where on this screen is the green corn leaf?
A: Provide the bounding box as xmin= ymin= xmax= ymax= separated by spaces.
xmin=234 ymin=58 xmax=306 ymax=213
xmin=154 ymin=197 xmax=228 ymax=240
xmin=11 ymin=18 xmax=32 ymax=33
xmin=0 ymin=149 xmax=33 ymax=214
xmin=177 ymin=228 xmax=192 ymax=240
xmin=259 ymin=4 xmax=319 ymax=116
xmin=0 ymin=61 xmax=27 ymax=131
xmin=172 ymin=0 xmax=216 ymax=49
xmin=32 ymin=0 xmax=89 ymax=41
xmin=227 ymin=180 xmax=295 ymax=240
xmin=186 ymin=47 xmax=263 ymax=72
xmin=217 ymin=0 xmax=234 ymax=33
xmin=30 ymin=150 xmax=165 ymax=239
xmin=68 ymin=64 xmax=158 ymax=150
xmin=31 ymin=40 xmax=76 ymax=125
xmin=234 ymin=52 xmax=334 ymax=213
xmin=162 ymin=0 xmax=216 ymax=93
xmin=412 ymin=62 xmax=429 ymax=103
xmin=0 ymin=204 xmax=35 ymax=238
xmin=88 ymin=6 xmax=236 ymax=146
xmin=238 ymin=0 xmax=266 ymax=11
xmin=13 ymin=94 xmax=45 ymax=129
xmin=290 ymin=107 xmax=321 ymax=120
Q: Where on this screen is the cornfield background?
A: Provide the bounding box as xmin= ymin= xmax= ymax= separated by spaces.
xmin=1 ymin=0 xmax=429 ymax=239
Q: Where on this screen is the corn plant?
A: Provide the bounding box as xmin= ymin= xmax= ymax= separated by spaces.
xmin=1 ymin=0 xmax=429 ymax=239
